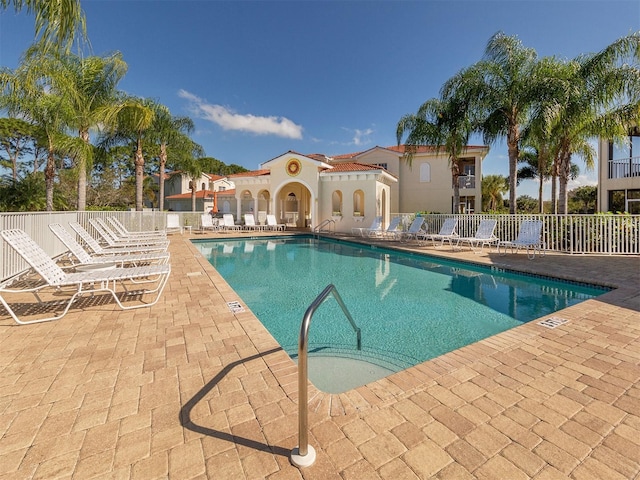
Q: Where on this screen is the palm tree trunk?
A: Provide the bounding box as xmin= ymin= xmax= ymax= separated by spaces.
xmin=558 ymin=152 xmax=571 ymax=215
xmin=550 ymin=158 xmax=558 ymax=214
xmin=135 ymin=137 xmax=145 ymax=211
xmin=451 ymin=159 xmax=460 ymax=213
xmin=45 ymin=146 xmax=55 ymax=212
xmin=538 ymin=175 xmax=544 ymax=213
xmin=191 ymin=178 xmax=197 ymax=212
xmin=159 ymin=142 xmax=167 ymax=211
xmin=77 ymin=129 xmax=90 ymax=211
xmin=507 ymin=124 xmax=520 ymax=214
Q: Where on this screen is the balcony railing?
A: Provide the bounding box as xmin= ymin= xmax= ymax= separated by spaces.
xmin=457 ymin=175 xmax=476 ymax=189
xmin=608 ymin=155 xmax=640 ymax=179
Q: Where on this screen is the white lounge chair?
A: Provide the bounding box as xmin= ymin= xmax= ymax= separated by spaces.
xmin=498 ymin=220 xmax=545 ymax=259
xmin=70 ymin=222 xmax=169 ymax=254
xmin=399 ymin=217 xmax=426 ymax=243
xmin=222 ymin=214 xmax=242 ymax=232
xmin=0 ymin=229 xmax=171 ymax=325
xmin=454 ymin=219 xmax=499 ymax=253
xmin=352 ymin=216 xmax=382 ymax=237
xmin=165 ymin=213 xmax=183 ymax=235
xmin=244 ymin=214 xmax=266 ymax=231
xmin=369 ymin=216 xmax=402 ymax=239
xmin=200 ymin=214 xmax=219 ymax=232
xmin=49 ymin=223 xmax=170 ymax=266
xmin=107 ymin=217 xmax=166 ymax=238
xmin=418 ymin=218 xmax=459 ymax=248
xmin=90 ymin=218 xmax=170 ymax=248
xmin=266 ymin=214 xmax=286 ymax=231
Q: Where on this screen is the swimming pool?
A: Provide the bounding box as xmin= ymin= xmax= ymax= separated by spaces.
xmin=194 ymin=236 xmax=607 ymax=393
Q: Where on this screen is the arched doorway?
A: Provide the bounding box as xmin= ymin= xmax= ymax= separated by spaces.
xmin=276 ymin=182 xmax=312 ymax=229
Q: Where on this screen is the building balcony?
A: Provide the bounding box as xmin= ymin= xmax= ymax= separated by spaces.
xmin=608 ymin=155 xmax=640 ymax=179
xmin=457 ymin=175 xmax=476 ymax=189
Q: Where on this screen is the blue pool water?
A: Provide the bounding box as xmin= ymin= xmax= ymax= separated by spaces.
xmin=194 ymin=236 xmax=606 ymax=392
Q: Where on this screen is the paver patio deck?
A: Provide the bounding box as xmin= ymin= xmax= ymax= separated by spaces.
xmin=0 ymin=230 xmax=638 ymax=479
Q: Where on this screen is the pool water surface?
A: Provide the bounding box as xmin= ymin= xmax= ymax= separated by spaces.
xmin=194 ymin=236 xmax=606 ymax=393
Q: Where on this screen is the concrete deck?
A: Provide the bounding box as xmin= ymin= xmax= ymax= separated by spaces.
xmin=1 ymin=230 xmax=638 ymax=479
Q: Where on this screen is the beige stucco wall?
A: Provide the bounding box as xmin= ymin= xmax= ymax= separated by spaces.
xmin=319 ymin=172 xmax=393 ymax=230
xmin=398 ymin=150 xmax=485 ymax=214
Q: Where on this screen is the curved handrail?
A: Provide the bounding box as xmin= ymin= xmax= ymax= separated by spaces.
xmin=313 ymin=218 xmax=335 ymax=234
xmin=290 ymin=284 xmax=361 ymax=467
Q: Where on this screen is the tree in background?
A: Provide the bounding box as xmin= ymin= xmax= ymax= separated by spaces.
xmin=198 ymin=157 xmax=248 ymax=175
xmin=568 ymin=185 xmax=597 ymax=214
xmin=547 ymin=33 xmax=640 ymax=214
xmin=21 ymin=49 xmax=129 ymax=211
xmin=466 ymin=32 xmax=540 ymax=214
xmin=0 ymin=0 xmax=86 ymax=52
xmin=515 ymin=195 xmax=539 ymax=214
xmin=100 ymin=95 xmax=155 ymax=211
xmin=481 ymin=174 xmax=508 ymax=212
xmin=145 ymin=104 xmax=197 ymax=211
xmin=0 ymin=117 xmax=38 ymax=180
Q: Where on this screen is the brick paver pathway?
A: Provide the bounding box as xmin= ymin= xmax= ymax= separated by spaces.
xmin=0 ymin=231 xmax=638 ymax=479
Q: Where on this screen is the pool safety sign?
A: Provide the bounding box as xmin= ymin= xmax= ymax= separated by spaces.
xmin=227 ymin=301 xmax=245 ymax=313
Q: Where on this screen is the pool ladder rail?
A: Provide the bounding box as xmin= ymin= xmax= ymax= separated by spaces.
xmin=313 ymin=218 xmax=335 ymax=236
xmin=290 ymin=284 xmax=361 ymax=468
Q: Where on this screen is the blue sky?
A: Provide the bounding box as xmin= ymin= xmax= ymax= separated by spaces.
xmin=1 ymin=0 xmax=639 ymax=198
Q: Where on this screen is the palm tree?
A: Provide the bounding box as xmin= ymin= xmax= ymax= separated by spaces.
xmin=0 ymin=62 xmax=83 ymax=210
xmin=146 ymin=104 xmax=197 ymax=211
xmin=18 ymin=48 xmax=128 ymax=210
xmin=548 ymin=33 xmax=640 ymax=214
xmin=0 ymin=0 xmax=86 ymax=51
xmin=481 ymin=174 xmax=508 ymax=211
xmin=396 ymin=79 xmax=477 ymax=213
xmin=102 ymin=96 xmax=155 ymax=211
xmin=463 ymin=32 xmax=540 ymax=214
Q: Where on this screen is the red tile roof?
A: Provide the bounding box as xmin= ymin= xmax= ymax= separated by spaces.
xmin=165 ymin=189 xmax=236 ymax=200
xmin=228 ymin=169 xmax=271 ymax=178
xmin=323 ymin=162 xmax=385 ymax=173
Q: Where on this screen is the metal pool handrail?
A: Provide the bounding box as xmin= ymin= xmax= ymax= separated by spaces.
xmin=290 ymin=284 xmax=361 ymax=468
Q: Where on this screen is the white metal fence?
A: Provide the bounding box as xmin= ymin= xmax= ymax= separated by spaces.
xmin=1 ymin=211 xmax=638 ymax=282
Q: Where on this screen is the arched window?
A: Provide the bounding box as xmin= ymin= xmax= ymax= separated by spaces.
xmin=353 ymin=190 xmax=364 ymax=216
xmin=420 ymin=163 xmax=431 ymax=182
xmin=201 ymin=182 xmax=206 ymax=190
xmin=332 ymin=191 xmax=342 ymax=215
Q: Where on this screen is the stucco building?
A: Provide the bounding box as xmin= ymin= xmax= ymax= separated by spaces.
xmin=160 ymin=144 xmax=490 ymax=233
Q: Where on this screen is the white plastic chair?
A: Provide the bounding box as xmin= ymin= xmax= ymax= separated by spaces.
xmin=244 ymin=214 xmax=266 ymax=231
xmin=370 ymin=216 xmax=402 ymax=239
xmin=498 ymin=220 xmax=545 ymax=259
xmin=0 ymin=229 xmax=171 ymax=325
xmin=266 ymin=214 xmax=286 ymax=231
xmin=352 ymin=216 xmax=382 ymax=237
xmin=90 ymin=218 xmax=170 ymax=247
xmin=222 ymin=214 xmax=242 ymax=231
xmin=200 ymin=214 xmax=219 ymax=232
xmin=107 ymin=217 xmax=166 ymax=238
xmin=399 ymin=217 xmax=426 ymax=243
xmin=418 ymin=218 xmax=459 ymax=248
xmin=454 ymin=219 xmax=499 ymax=253
xmin=165 ymin=213 xmax=183 ymax=235
xmin=70 ymin=222 xmax=169 ymax=254
xmin=49 ymin=223 xmax=170 ymax=266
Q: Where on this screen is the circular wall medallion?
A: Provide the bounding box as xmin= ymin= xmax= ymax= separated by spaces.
xmin=286 ymin=158 xmax=301 ymax=177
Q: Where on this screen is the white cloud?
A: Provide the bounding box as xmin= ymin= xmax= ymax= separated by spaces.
xmin=178 ymin=89 xmax=303 ymax=139
xmin=340 ymin=127 xmax=374 ymax=147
